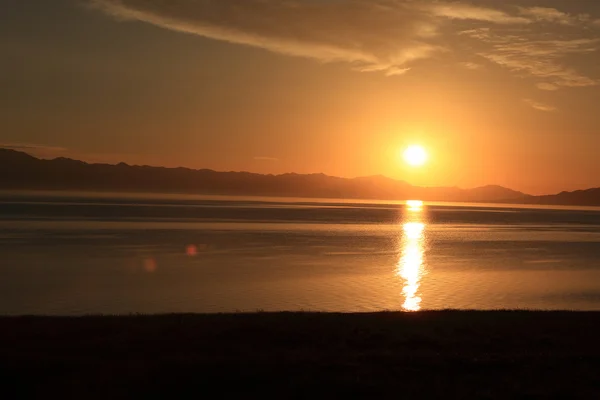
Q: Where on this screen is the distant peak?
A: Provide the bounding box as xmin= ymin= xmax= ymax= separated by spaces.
xmin=0 ymin=148 xmax=38 ymax=161
xmin=473 ymin=184 xmax=524 ymax=194
xmin=51 ymin=157 xmax=89 ymax=166
xmin=354 ymin=175 xmax=409 ymax=185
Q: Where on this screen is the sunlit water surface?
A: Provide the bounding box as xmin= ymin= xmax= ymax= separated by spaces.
xmin=1 ymin=192 xmax=600 ymax=315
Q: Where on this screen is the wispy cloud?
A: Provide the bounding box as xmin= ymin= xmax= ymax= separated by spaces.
xmin=536 ymin=82 xmax=559 ymax=91
xmin=459 ymin=61 xmax=483 ymax=70
xmin=90 ymin=0 xmax=600 ymax=91
xmin=518 ymin=7 xmax=586 ymax=26
xmin=428 ymin=3 xmax=529 ymax=24
xmin=523 ymin=98 xmax=556 ymax=112
xmin=461 ymin=28 xmax=600 ymax=90
xmin=88 ymin=0 xmax=577 ymax=78
xmin=90 ymin=0 xmax=445 ymax=77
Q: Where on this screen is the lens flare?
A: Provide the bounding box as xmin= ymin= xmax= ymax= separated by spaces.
xmin=186 ymin=244 xmax=198 ymax=256
xmin=144 ymin=258 xmax=157 ymax=273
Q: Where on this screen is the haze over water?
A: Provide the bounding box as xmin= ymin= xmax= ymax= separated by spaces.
xmin=1 ymin=192 xmax=600 ymax=315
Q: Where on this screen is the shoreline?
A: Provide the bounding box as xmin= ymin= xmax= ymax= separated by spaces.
xmin=3 ymin=311 xmax=600 ymax=397
xmin=2 ymin=189 xmax=600 ymax=211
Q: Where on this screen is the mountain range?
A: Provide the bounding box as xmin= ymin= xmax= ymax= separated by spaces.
xmin=1 ymin=148 xmax=598 ymax=206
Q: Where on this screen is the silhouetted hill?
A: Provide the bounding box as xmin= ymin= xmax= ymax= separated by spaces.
xmin=512 ymin=188 xmax=600 ymax=207
xmin=1 ymin=148 xmax=596 ymax=206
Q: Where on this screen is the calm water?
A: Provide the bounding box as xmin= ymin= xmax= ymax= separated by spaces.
xmin=1 ymin=191 xmax=600 ymax=315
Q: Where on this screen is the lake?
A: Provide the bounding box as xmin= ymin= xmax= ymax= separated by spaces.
xmin=1 ymin=191 xmax=600 ymax=315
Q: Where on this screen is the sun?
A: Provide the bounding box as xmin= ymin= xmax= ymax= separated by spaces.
xmin=402 ymin=145 xmax=428 ymax=167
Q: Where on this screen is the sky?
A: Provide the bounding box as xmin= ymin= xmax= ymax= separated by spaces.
xmin=1 ymin=0 xmax=599 ymax=195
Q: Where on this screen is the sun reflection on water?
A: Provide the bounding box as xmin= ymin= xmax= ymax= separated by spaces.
xmin=398 ymin=202 xmax=427 ymax=311
xmin=406 ymin=200 xmax=424 ymax=211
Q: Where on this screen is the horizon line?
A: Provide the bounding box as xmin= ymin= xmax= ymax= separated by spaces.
xmin=2 ymin=147 xmax=599 ymax=197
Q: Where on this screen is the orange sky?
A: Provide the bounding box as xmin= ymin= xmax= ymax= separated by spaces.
xmin=1 ymin=0 xmax=599 ymax=194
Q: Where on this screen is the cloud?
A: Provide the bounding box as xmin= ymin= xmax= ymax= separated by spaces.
xmin=88 ymin=0 xmax=557 ymax=77
xmin=90 ymin=0 xmax=445 ymax=77
xmin=459 ymin=61 xmax=483 ymax=70
xmin=459 ymin=28 xmax=492 ymax=40
xmin=523 ymin=98 xmax=556 ymax=112
xmin=0 ymin=143 xmax=67 ymax=158
xmin=90 ymin=0 xmax=599 ymax=89
xmin=518 ymin=7 xmax=583 ymax=26
xmin=428 ymin=3 xmax=530 ymax=24
xmin=461 ymin=28 xmax=600 ymax=90
xmin=536 ymin=82 xmax=559 ymax=91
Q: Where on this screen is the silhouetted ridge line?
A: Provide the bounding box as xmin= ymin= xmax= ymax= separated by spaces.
xmin=1 ymin=149 xmax=597 ymax=205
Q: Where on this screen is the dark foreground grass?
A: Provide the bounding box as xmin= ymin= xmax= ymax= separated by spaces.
xmin=1 ymin=311 xmax=600 ymax=398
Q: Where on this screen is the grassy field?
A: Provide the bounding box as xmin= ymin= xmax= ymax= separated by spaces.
xmin=1 ymin=311 xmax=600 ymax=398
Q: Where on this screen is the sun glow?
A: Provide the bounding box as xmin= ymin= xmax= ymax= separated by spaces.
xmin=402 ymin=145 xmax=428 ymax=167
